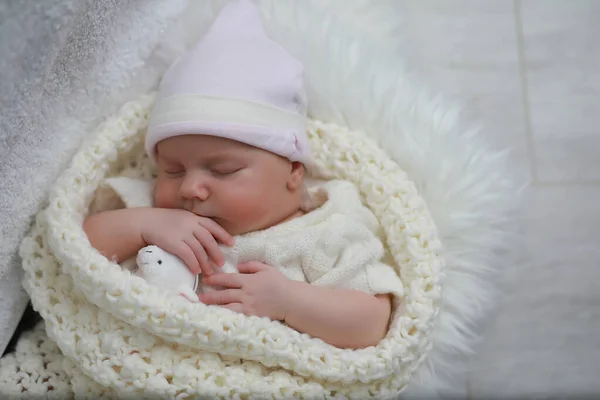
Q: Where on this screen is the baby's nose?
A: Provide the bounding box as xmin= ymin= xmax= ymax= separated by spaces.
xmin=180 ymin=174 xmax=210 ymax=201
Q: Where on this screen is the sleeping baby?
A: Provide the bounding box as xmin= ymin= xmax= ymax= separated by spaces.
xmin=83 ymin=0 xmax=403 ymax=349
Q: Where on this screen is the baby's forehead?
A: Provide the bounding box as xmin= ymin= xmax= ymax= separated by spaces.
xmin=175 ymin=152 xmax=243 ymax=164
xmin=158 ymin=136 xmax=253 ymax=161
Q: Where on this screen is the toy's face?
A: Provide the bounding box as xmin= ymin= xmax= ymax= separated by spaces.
xmin=134 ymin=246 xmax=200 ymax=294
xmin=135 ymin=245 xmax=169 ymax=277
xmin=153 ymin=134 xmax=305 ymax=236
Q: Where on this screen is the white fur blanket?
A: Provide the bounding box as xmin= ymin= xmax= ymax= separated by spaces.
xmin=0 ymin=1 xmax=518 ymax=398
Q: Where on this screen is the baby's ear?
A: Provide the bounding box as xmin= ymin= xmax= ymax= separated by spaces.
xmin=287 ymin=162 xmax=305 ymax=190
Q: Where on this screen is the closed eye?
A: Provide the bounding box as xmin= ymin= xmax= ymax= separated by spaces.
xmin=211 ymin=167 xmax=242 ymax=176
xmin=163 ymin=169 xmax=184 ymax=177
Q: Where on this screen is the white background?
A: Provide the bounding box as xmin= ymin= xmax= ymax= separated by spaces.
xmin=392 ymin=1 xmax=600 ymax=397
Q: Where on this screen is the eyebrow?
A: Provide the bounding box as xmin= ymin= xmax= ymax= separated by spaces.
xmin=202 ymin=153 xmax=242 ymax=164
xmin=156 ymin=153 xmax=181 ymax=164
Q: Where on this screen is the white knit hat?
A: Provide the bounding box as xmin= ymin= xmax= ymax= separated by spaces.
xmin=145 ymin=0 xmax=310 ymax=164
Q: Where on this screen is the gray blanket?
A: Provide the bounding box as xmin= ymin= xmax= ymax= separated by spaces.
xmin=0 ymin=0 xmax=191 ymax=354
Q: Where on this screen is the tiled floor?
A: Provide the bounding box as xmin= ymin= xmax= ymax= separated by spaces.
xmin=394 ymin=0 xmax=600 ymax=397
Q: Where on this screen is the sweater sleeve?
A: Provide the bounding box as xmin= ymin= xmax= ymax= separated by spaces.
xmin=304 ymin=214 xmax=404 ymax=299
xmin=90 ymin=176 xmax=154 ymax=214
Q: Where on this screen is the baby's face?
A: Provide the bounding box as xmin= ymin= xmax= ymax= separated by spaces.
xmin=154 ymin=135 xmax=304 ymax=236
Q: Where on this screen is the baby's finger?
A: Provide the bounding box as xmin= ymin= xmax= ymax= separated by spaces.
xmin=204 ymin=272 xmax=243 ymax=288
xmin=198 ymin=218 xmax=235 ymax=246
xmin=194 ymin=229 xmax=224 ymax=267
xmin=183 ymin=238 xmax=211 ymax=275
xmin=222 ymin=303 xmax=244 ymax=314
xmin=200 ymin=289 xmax=242 ymax=305
xmin=237 ymin=261 xmax=271 ymax=274
xmin=173 ymin=242 xmax=201 ymax=275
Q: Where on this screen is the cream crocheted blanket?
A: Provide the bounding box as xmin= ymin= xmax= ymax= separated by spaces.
xmin=0 ymin=94 xmax=443 ymax=399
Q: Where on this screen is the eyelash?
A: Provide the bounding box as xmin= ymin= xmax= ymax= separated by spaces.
xmin=164 ymin=169 xmax=184 ymax=177
xmin=162 ymin=168 xmax=242 ymax=177
xmin=211 ymin=168 xmax=242 ymax=176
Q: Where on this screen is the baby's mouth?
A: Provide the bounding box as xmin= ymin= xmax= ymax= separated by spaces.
xmin=192 ymin=209 xmax=219 ymax=221
xmin=184 ymin=203 xmax=214 ymax=219
xmin=183 ymin=204 xmax=224 ymax=225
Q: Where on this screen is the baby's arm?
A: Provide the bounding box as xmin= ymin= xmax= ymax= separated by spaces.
xmin=282 ymin=210 xmax=401 ymax=348
xmin=84 ymin=207 xmax=233 ymax=273
xmin=83 ymin=208 xmax=151 ymax=262
xmin=200 ymin=260 xmax=395 ymax=348
xmin=282 ymin=282 xmax=392 ymax=349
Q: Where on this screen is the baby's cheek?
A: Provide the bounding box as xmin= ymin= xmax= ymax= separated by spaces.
xmin=235 ymin=192 xmax=275 ymax=221
xmin=154 ymin=181 xmax=178 ymax=208
xmin=154 ymin=194 xmax=168 ymax=208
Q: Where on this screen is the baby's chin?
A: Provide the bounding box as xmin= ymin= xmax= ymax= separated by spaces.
xmin=214 ymin=216 xmax=289 ymax=237
xmin=194 ymin=210 xmax=295 ymax=237
xmin=208 ymin=216 xmax=251 ymax=237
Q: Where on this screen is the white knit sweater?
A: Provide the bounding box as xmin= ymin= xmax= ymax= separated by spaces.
xmin=227 ymin=180 xmax=404 ymax=297
xmin=102 ymin=176 xmax=404 ymax=298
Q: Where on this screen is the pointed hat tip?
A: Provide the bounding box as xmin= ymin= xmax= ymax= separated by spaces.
xmin=208 ymin=0 xmax=266 ymax=37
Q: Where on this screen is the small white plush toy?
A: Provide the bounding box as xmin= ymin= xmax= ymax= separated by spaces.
xmin=134 ymin=245 xmax=200 ymax=302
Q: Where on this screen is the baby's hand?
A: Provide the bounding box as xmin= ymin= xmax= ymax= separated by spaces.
xmin=200 ymin=261 xmax=290 ymax=320
xmin=140 ymin=208 xmax=234 ymax=275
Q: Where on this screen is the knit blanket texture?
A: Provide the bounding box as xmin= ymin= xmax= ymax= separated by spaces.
xmin=0 ymin=94 xmax=443 ymax=399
